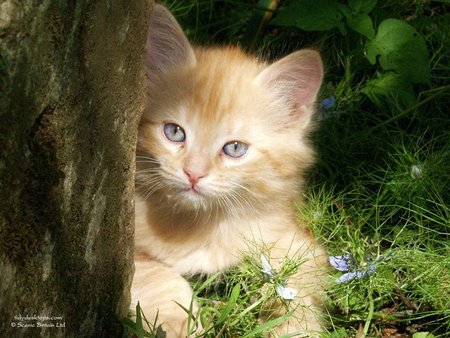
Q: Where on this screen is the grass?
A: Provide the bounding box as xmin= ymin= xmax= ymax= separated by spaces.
xmin=124 ymin=1 xmax=450 ymax=337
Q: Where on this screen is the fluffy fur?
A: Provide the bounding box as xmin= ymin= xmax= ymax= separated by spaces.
xmin=132 ymin=4 xmax=327 ymax=337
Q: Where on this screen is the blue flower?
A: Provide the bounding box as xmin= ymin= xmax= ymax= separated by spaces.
xmin=319 ymin=96 xmax=344 ymax=121
xmin=321 ymin=96 xmax=336 ymax=109
xmin=329 ymin=251 xmax=394 ymax=283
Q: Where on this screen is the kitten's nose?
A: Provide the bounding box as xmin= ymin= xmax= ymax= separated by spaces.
xmin=183 ymin=168 xmax=207 ymax=186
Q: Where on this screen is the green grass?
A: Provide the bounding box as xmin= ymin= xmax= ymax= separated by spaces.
xmin=124 ymin=1 xmax=450 ymax=337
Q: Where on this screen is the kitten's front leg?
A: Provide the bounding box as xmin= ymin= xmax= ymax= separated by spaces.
xmin=263 ymin=228 xmax=328 ymax=337
xmin=131 ymin=259 xmax=198 ymax=338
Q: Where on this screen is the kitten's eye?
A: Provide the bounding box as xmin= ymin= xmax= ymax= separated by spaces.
xmin=163 ymin=123 xmax=185 ymax=142
xmin=223 ymin=141 xmax=249 ymax=158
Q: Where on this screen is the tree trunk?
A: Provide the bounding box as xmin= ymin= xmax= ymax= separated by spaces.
xmin=0 ymin=1 xmax=152 ymax=337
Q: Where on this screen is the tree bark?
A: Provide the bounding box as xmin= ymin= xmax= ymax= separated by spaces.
xmin=0 ymin=1 xmax=152 ymax=337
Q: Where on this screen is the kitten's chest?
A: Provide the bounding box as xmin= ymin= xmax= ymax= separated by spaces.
xmin=135 ymin=197 xmax=248 ymax=274
xmin=137 ymin=220 xmax=245 ymax=275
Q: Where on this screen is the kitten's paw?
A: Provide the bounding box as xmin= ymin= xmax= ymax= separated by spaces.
xmin=270 ymin=318 xmax=322 ymax=338
xmin=158 ymin=315 xmax=203 ymax=338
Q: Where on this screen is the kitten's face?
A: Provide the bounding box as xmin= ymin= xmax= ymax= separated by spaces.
xmin=136 ymin=5 xmax=323 ymax=216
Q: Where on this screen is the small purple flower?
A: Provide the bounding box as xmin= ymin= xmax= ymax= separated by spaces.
xmin=329 ymin=251 xmax=394 ymax=284
xmin=329 ymin=254 xmax=354 ymax=272
xmin=319 ymin=96 xmax=343 ymax=121
xmin=321 ymin=96 xmax=336 ymax=109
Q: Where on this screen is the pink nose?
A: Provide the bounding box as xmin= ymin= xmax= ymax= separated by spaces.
xmin=183 ymin=169 xmax=207 ymax=186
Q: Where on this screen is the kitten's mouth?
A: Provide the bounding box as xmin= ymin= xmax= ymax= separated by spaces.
xmin=185 ymin=185 xmax=202 ymax=195
xmin=180 ymin=184 xmax=203 ymax=197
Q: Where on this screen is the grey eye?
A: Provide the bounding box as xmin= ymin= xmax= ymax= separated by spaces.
xmin=163 ymin=123 xmax=185 ymax=142
xmin=223 ymin=141 xmax=249 ymax=158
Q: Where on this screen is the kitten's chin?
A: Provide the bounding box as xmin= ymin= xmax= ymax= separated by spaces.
xmin=167 ymin=187 xmax=210 ymax=210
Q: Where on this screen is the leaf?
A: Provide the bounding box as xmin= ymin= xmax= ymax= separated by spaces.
xmin=337 ymin=4 xmax=352 ymax=20
xmin=122 ymin=317 xmax=137 ymax=331
xmin=412 ymin=333 xmax=435 ymax=338
xmin=271 ymin=0 xmax=343 ymax=31
xmin=349 ymin=0 xmax=378 ymax=14
xmin=217 ymin=283 xmax=241 ymax=324
xmin=365 ymin=19 xmax=430 ymax=83
xmin=193 ymin=272 xmax=220 ymax=294
xmin=242 ymin=311 xmax=293 ymax=337
xmin=347 ymin=13 xmax=375 ymax=39
xmin=362 ymin=72 xmax=416 ymax=109
xmin=135 ymin=302 xmax=145 ymax=338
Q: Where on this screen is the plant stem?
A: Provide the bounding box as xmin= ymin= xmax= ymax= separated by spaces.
xmin=362 ymin=290 xmax=374 ymax=337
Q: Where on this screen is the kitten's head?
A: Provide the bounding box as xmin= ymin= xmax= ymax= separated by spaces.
xmin=136 ymin=4 xmax=323 ymax=217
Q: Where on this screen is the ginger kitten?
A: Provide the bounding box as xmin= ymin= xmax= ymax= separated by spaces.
xmin=132 ymin=4 xmax=327 ymax=337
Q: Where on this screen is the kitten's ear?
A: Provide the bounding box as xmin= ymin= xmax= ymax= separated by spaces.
xmin=255 ymin=49 xmax=323 ymax=127
xmin=146 ymin=4 xmax=196 ymax=76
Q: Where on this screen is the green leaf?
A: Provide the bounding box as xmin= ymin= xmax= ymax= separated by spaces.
xmin=272 ymin=0 xmax=342 ymax=31
xmin=365 ymin=19 xmax=430 ymax=83
xmin=242 ymin=311 xmax=293 ymax=337
xmin=337 ymin=4 xmax=352 ymax=20
xmin=217 ymin=283 xmax=241 ymax=324
xmin=412 ymin=333 xmax=435 ymax=338
xmin=347 ymin=13 xmax=375 ymax=39
xmin=349 ymin=0 xmax=378 ymax=14
xmin=380 ymin=268 xmax=395 ymax=283
xmin=122 ymin=317 xmax=137 ymax=331
xmin=362 ymin=72 xmax=416 ymax=109
xmin=135 ymin=302 xmax=145 ymax=338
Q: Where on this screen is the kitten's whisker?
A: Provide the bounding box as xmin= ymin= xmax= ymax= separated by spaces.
xmin=136 ymin=172 xmax=167 ymax=200
xmin=227 ymin=192 xmax=243 ymax=215
xmin=216 ymin=194 xmax=230 ymax=218
xmin=136 ymin=155 xmax=158 ymax=161
xmin=230 ymin=182 xmax=265 ymax=211
xmin=222 ymin=194 xmax=239 ymax=219
xmin=136 ymin=168 xmax=161 ymax=175
xmin=140 ymin=181 xmax=163 ymax=200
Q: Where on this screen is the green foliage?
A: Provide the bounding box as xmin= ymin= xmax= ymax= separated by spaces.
xmin=189 ymin=253 xmax=306 ymax=337
xmin=366 ymin=19 xmax=430 ymax=83
xmin=271 ymin=0 xmax=344 ymax=32
xmin=241 ymin=0 xmax=279 ymax=52
xmin=271 ymin=0 xmax=432 ymax=111
xmin=123 ymin=303 xmax=166 ymax=338
xmin=362 ymin=72 xmax=416 ymax=109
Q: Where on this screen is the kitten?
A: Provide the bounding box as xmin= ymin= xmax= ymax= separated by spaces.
xmin=132 ymin=4 xmax=327 ymax=337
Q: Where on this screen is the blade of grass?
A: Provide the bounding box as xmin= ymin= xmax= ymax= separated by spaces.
xmin=135 ymin=302 xmax=145 ymax=338
xmin=242 ymin=311 xmax=293 ymax=338
xmin=217 ymin=283 xmax=241 ymax=324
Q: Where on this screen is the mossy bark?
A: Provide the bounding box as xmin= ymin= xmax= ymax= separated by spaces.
xmin=0 ymin=1 xmax=152 ymax=337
